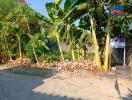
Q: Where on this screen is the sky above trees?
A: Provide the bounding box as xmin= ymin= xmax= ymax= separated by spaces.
xmin=25 ymin=0 xmax=64 ymax=17
xmin=25 ymin=0 xmax=79 ymax=25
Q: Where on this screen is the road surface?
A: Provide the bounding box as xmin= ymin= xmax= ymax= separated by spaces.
xmin=0 ymin=68 xmax=132 ymax=100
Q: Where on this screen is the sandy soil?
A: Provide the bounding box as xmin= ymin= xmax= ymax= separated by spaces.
xmin=0 ymin=67 xmax=132 ymax=100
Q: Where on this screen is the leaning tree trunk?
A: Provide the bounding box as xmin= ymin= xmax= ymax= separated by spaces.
xmin=32 ymin=45 xmax=39 ymax=65
xmin=90 ymin=16 xmax=101 ymax=68
xmin=104 ymin=17 xmax=111 ymax=71
xmin=56 ymin=32 xmax=64 ymax=62
xmin=3 ymin=31 xmax=12 ymax=61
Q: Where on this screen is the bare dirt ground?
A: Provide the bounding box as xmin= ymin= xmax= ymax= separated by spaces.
xmin=0 ymin=66 xmax=132 ymax=100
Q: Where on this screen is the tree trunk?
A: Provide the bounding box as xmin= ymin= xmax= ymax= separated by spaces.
xmin=129 ymin=54 xmax=132 ymax=77
xmin=26 ymin=18 xmax=31 ymax=35
xmin=3 ymin=31 xmax=12 ymax=61
xmin=90 ymin=16 xmax=101 ymax=67
xmin=32 ymin=45 xmax=39 ymax=65
xmin=56 ymin=32 xmax=64 ymax=62
xmin=69 ymin=40 xmax=76 ymax=61
xmin=17 ymin=34 xmax=22 ymax=61
xmin=71 ymin=49 xmax=75 ymax=61
xmin=104 ymin=17 xmax=111 ymax=71
xmin=104 ymin=33 xmax=110 ymax=70
xmin=77 ymin=48 xmax=80 ymax=60
xmin=81 ymin=48 xmax=85 ymax=60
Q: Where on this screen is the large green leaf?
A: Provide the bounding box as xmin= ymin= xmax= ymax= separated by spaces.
xmin=36 ymin=13 xmax=52 ymax=24
xmin=64 ymin=0 xmax=76 ymax=13
xmin=62 ymin=2 xmax=88 ymax=23
xmin=45 ymin=3 xmax=63 ymax=21
xmin=40 ymin=41 xmax=49 ymax=50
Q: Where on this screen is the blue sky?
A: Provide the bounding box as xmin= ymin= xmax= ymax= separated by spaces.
xmin=25 ymin=0 xmax=64 ymax=17
xmin=25 ymin=0 xmax=53 ymax=17
xmin=25 ymin=0 xmax=79 ymax=25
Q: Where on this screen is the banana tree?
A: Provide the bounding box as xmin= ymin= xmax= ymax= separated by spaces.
xmin=10 ymin=24 xmax=23 ymax=60
xmin=103 ymin=0 xmax=132 ymax=70
xmin=6 ymin=4 xmax=40 ymax=35
xmin=63 ymin=23 xmax=91 ymax=61
xmin=27 ymin=33 xmax=49 ymax=65
xmin=0 ymin=22 xmax=13 ymax=61
xmin=42 ymin=0 xmax=89 ymax=62
xmin=104 ymin=16 xmax=112 ymax=70
xmin=44 ymin=2 xmax=65 ymax=61
xmin=65 ymin=0 xmax=102 ymax=67
xmin=0 ymin=22 xmax=23 ymax=61
xmin=5 ymin=3 xmax=42 ymax=61
xmin=64 ymin=24 xmax=77 ymax=61
xmin=0 ymin=0 xmax=17 ymax=61
xmin=79 ymin=0 xmax=103 ymax=67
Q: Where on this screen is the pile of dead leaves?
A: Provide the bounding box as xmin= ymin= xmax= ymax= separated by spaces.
xmin=1 ymin=59 xmax=105 ymax=76
xmin=52 ymin=60 xmax=105 ymax=76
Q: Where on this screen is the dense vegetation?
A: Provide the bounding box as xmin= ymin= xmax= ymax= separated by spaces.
xmin=0 ymin=0 xmax=131 ymax=70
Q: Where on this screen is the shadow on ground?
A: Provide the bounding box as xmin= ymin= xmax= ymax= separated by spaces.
xmin=0 ymin=66 xmax=81 ymax=100
xmin=122 ymin=88 xmax=132 ymax=100
xmin=114 ymin=79 xmax=132 ymax=100
xmin=115 ymin=80 xmax=122 ymax=100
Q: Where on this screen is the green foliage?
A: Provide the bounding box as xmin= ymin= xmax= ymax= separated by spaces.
xmin=64 ymin=0 xmax=75 ymax=12
xmin=0 ymin=0 xmax=44 ymax=62
xmin=46 ymin=3 xmax=63 ymax=20
xmin=0 ymin=0 xmax=15 ymax=19
xmin=0 ymin=0 xmax=131 ymax=64
xmin=26 ymin=33 xmax=49 ymax=61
